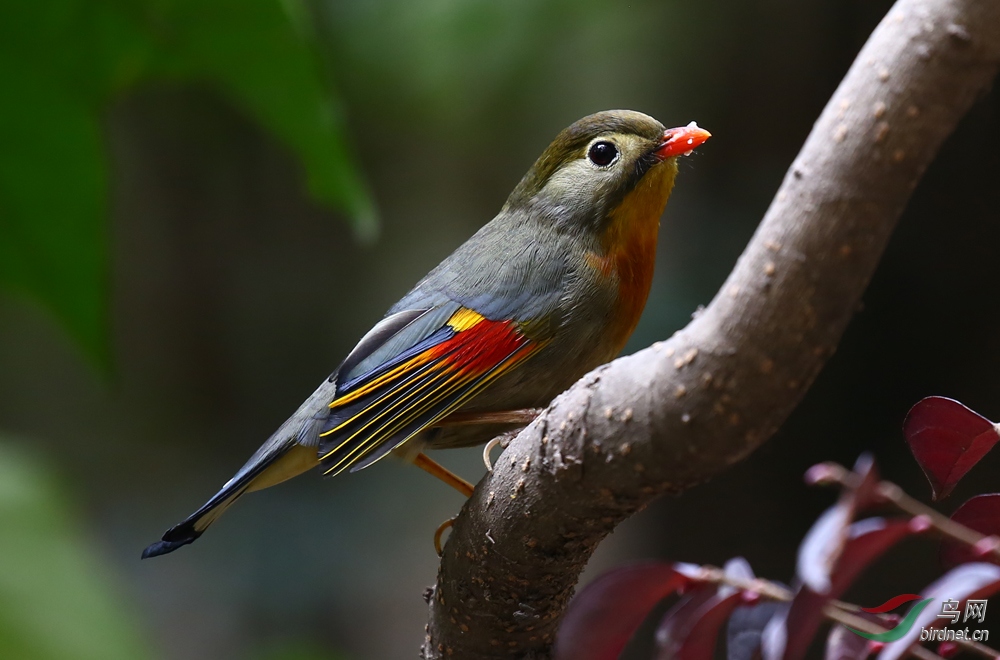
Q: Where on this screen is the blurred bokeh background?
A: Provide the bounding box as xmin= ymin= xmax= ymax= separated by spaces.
xmin=1 ymin=0 xmax=998 ymax=657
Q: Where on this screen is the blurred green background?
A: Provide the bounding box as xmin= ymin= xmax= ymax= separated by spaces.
xmin=2 ymin=0 xmax=999 ymax=657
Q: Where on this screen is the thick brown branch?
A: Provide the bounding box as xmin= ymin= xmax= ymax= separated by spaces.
xmin=423 ymin=0 xmax=1000 ymax=657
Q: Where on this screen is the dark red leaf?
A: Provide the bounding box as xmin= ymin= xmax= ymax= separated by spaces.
xmin=827 ymin=607 xmax=900 ymax=660
xmin=727 ymin=600 xmax=788 ymax=660
xmin=878 ymin=563 xmax=1000 ymax=660
xmin=677 ymin=592 xmax=745 ymax=659
xmin=825 ymin=623 xmax=873 ymax=660
xmin=760 ymin=607 xmax=795 ymax=660
xmin=799 ymin=455 xmax=883 ymax=596
xmin=850 ymin=454 xmax=883 ymax=511
xmin=941 ymin=494 xmax=1000 ymax=568
xmin=798 ymin=504 xmax=853 ymax=595
xmin=779 ymin=518 xmax=915 ymax=659
xmin=554 ymin=562 xmax=699 ymax=660
xmin=831 ymin=518 xmax=916 ymax=590
xmin=903 ymin=397 xmax=1000 ymax=500
xmin=776 ymin=495 xmax=863 ymax=660
xmin=937 ymin=641 xmax=959 ymax=658
xmin=657 ymin=588 xmax=719 ymax=652
xmin=657 ymin=590 xmax=745 ymax=660
xmin=804 ymin=462 xmax=842 ymax=487
xmin=656 ymin=558 xmax=753 ymax=660
xmin=764 ymin=588 xmax=823 ymax=660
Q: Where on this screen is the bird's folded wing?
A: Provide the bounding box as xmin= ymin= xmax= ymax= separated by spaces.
xmin=317 ymin=306 xmax=543 ymax=475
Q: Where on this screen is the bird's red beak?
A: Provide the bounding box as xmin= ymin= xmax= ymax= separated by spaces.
xmin=656 ymin=122 xmax=712 ymax=159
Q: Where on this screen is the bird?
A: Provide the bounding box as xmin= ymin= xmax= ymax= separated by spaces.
xmin=142 ymin=109 xmax=711 ymax=559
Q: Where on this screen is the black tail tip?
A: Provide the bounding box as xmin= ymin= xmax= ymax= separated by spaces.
xmin=141 ymin=529 xmax=201 ymax=559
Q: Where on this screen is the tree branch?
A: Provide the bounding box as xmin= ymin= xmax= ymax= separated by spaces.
xmin=422 ymin=0 xmax=1000 ymax=657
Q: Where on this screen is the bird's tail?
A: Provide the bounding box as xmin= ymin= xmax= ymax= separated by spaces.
xmin=141 ymin=443 xmax=318 ymax=559
xmin=142 ymin=374 xmax=335 ymax=559
xmin=140 ymin=480 xmax=248 ymax=559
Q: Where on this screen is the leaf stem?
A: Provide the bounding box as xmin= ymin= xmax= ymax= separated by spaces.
xmin=814 ymin=463 xmax=1000 ymax=562
xmin=696 ymin=566 xmax=944 ymax=660
xmin=808 ymin=463 xmax=1000 ymax=659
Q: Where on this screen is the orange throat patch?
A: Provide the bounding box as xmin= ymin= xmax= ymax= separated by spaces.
xmin=586 ymin=160 xmax=678 ymax=351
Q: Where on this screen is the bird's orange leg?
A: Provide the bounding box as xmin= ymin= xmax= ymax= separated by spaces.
xmin=413 ymin=452 xmax=474 ymax=497
xmin=417 ymin=412 xmax=543 ymax=555
xmin=412 ymin=452 xmax=472 ymax=556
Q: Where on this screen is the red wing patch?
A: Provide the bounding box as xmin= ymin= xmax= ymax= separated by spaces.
xmin=317 ymin=308 xmax=540 ymax=475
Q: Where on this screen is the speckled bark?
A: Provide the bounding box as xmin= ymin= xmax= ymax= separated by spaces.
xmin=422 ymin=1 xmax=1000 ymax=657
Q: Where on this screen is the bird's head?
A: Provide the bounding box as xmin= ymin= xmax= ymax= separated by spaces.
xmin=504 ymin=109 xmax=710 ymax=236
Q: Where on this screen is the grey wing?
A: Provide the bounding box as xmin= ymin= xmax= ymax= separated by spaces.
xmin=219 ymin=308 xmax=438 ymax=488
xmin=389 ymin=211 xmax=574 ymax=325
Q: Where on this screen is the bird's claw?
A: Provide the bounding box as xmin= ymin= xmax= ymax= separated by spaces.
xmin=434 ymin=516 xmax=457 ymax=556
xmin=482 ymin=430 xmax=518 ymax=472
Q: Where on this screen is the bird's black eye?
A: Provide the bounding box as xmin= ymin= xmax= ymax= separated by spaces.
xmin=587 ymin=141 xmax=618 ymax=167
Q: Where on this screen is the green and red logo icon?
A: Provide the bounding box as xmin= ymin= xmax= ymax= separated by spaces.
xmin=845 ymin=594 xmax=934 ymax=642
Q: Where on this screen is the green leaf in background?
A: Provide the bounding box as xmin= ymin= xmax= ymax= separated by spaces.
xmin=0 ymin=440 xmax=150 ymax=660
xmin=0 ymin=62 xmax=111 ymax=369
xmin=147 ymin=0 xmax=378 ymax=240
xmin=0 ymin=0 xmax=374 ymax=370
xmin=254 ymin=639 xmax=349 ymax=660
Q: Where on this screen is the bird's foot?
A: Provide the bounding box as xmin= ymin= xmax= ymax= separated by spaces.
xmin=483 ymin=429 xmax=520 ymax=472
xmin=433 ymin=516 xmax=457 ymax=556
xmin=434 ymin=408 xmax=544 ymax=472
